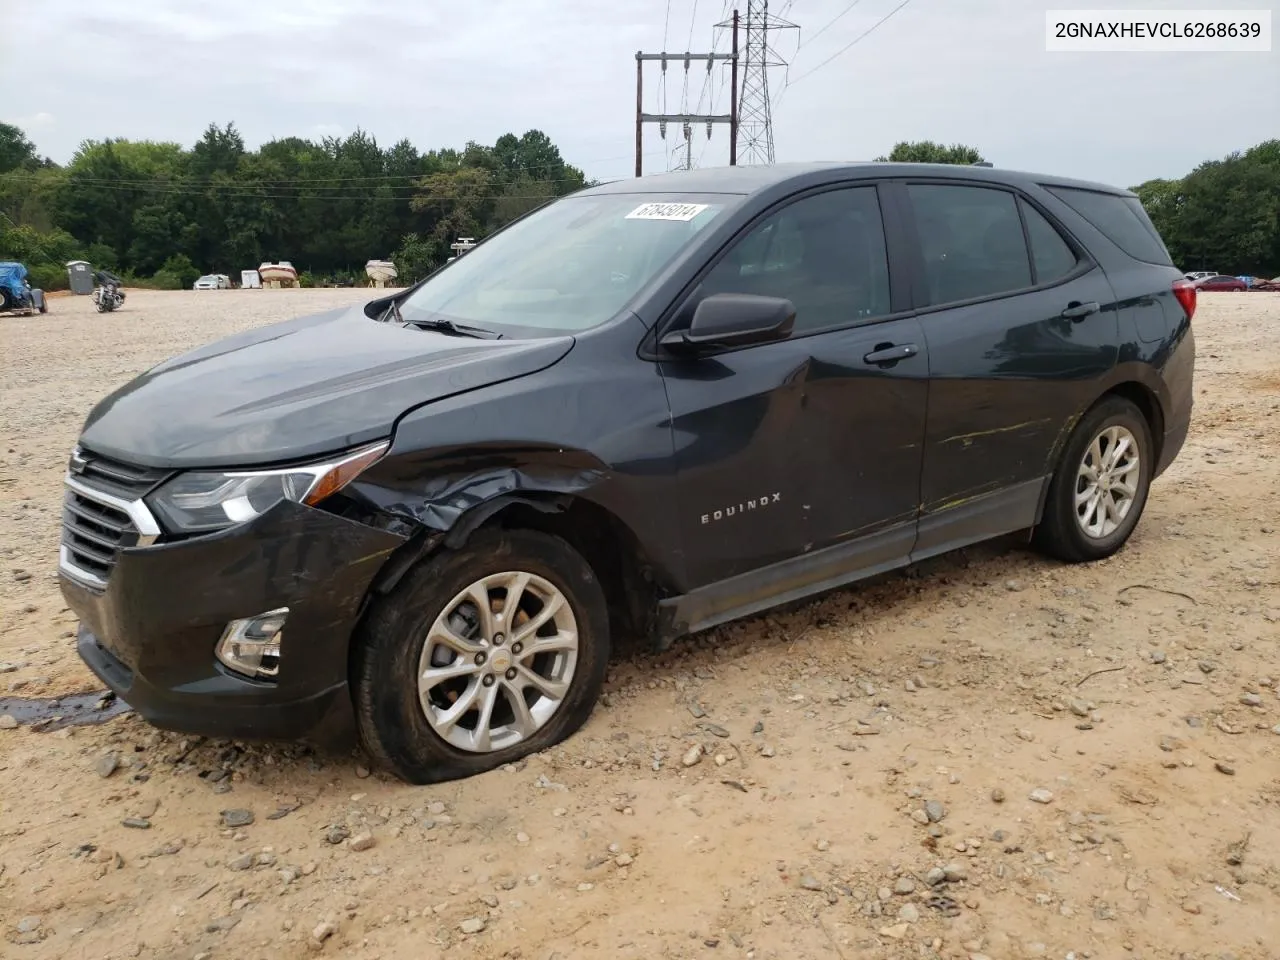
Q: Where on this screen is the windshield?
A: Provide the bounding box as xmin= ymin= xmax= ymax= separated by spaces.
xmin=398 ymin=193 xmax=732 ymax=334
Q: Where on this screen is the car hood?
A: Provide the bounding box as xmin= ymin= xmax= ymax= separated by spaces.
xmin=78 ymin=304 xmax=574 ymax=469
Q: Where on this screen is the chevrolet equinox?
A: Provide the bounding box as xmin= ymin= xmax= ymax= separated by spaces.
xmin=58 ymin=163 xmax=1196 ymax=783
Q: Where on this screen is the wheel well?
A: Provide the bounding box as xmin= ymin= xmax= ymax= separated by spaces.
xmin=474 ymin=496 xmax=662 ymax=646
xmin=1100 ymin=381 xmax=1164 ymax=464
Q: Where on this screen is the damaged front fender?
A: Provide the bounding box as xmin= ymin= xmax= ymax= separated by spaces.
xmin=344 ymin=460 xmax=616 ymax=596
xmin=349 ymin=462 xmax=607 ymax=538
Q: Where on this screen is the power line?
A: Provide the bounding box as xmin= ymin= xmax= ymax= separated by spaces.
xmin=671 ymin=0 xmax=706 ymax=171
xmin=0 ymin=150 xmax=665 ymax=187
xmin=783 ymin=0 xmax=914 ymax=89
xmin=799 ymin=0 xmax=868 ymax=48
xmin=24 ymin=185 xmax=571 ymax=202
xmin=5 ymin=173 xmax=592 ymax=190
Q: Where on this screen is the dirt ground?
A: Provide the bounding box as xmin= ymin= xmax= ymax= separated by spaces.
xmin=2 ymin=288 xmax=1279 ymax=960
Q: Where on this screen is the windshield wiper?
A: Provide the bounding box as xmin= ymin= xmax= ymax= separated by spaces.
xmin=405 ymin=316 xmax=503 ymax=339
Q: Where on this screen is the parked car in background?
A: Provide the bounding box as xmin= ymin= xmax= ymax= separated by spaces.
xmin=58 ymin=162 xmax=1197 ymax=784
xmin=1184 ymin=271 xmax=1216 ymax=282
xmin=193 ymin=274 xmax=231 ymax=290
xmin=1194 ymin=274 xmax=1247 ymax=291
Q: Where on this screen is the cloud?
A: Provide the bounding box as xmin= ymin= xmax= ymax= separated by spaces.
xmin=13 ymin=112 xmax=56 ymax=127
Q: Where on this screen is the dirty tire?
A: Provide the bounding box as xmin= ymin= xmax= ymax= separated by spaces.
xmin=0 ymin=288 xmax=10 ymax=312
xmin=1034 ymin=395 xmax=1153 ymax=563
xmin=352 ymin=528 xmax=610 ymax=784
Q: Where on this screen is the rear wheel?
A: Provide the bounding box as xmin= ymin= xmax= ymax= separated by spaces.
xmin=0 ymin=288 xmax=10 ymax=312
xmin=353 ymin=528 xmax=610 ymax=783
xmin=1034 ymin=396 xmax=1153 ymax=563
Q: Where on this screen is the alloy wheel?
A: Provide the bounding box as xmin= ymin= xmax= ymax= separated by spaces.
xmin=417 ymin=571 xmax=579 ymax=753
xmin=1074 ymin=424 xmax=1141 ymax=539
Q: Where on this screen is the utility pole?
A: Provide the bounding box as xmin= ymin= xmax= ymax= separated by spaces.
xmin=730 ymin=9 xmax=739 ymax=167
xmin=736 ymin=0 xmax=798 ymax=165
xmin=633 ymin=20 xmax=740 ymax=178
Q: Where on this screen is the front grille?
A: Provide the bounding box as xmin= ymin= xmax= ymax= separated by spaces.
xmin=59 ymin=449 xmax=168 ymax=589
xmin=73 ymin=451 xmax=170 ymax=500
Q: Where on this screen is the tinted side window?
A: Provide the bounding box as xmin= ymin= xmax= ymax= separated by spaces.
xmin=1019 ymin=199 xmax=1078 ymax=284
xmin=1045 ymin=186 xmax=1173 ymax=266
xmin=906 ymin=184 xmax=1032 ymax=305
xmin=699 ymin=187 xmax=891 ymax=334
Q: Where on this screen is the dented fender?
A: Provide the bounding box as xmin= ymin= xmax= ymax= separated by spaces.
xmin=349 ymin=463 xmax=607 ymax=537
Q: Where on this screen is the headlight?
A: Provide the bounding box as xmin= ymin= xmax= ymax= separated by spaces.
xmin=147 ymin=441 xmax=388 ymax=533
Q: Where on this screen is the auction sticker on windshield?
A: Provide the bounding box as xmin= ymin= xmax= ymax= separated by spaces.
xmin=625 ymin=202 xmax=710 ymax=221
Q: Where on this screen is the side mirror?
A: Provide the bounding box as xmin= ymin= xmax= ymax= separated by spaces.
xmin=660 ymin=292 xmax=796 ymax=351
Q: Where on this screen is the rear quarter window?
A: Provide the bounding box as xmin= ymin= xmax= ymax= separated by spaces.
xmin=1045 ymin=186 xmax=1173 ymax=266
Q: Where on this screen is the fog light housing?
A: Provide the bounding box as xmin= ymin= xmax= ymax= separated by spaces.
xmin=216 ymin=608 xmax=287 ymax=680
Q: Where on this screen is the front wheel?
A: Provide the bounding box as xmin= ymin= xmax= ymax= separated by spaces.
xmin=1034 ymin=396 xmax=1153 ymax=563
xmin=353 ymin=528 xmax=610 ymax=784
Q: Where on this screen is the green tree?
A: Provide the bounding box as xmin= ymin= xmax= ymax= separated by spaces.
xmin=0 ymin=122 xmax=42 ymax=172
xmin=152 ymin=253 xmax=200 ymax=289
xmin=1134 ymin=139 xmax=1280 ymax=275
xmin=392 ymin=232 xmax=438 ymax=284
xmin=877 ymin=141 xmax=985 ymax=165
xmin=411 ymin=166 xmax=495 ymax=249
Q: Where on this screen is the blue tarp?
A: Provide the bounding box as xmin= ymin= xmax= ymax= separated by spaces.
xmin=0 ymin=261 xmax=29 ymax=290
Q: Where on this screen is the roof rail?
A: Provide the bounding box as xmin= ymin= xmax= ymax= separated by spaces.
xmin=971 ymin=161 xmax=993 ymax=167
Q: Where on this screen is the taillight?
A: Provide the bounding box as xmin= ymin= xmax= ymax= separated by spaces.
xmin=1172 ymin=278 xmax=1197 ymax=321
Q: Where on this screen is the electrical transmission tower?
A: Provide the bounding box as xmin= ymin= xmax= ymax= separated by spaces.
xmin=735 ymin=1 xmax=798 ymax=165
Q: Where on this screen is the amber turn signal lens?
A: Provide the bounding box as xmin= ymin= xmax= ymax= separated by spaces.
xmin=301 ymin=442 xmax=389 ymax=506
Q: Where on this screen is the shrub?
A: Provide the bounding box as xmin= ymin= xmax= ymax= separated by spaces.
xmin=26 ymin=263 xmax=69 ymax=291
xmin=156 ymin=254 xmax=199 ymax=289
xmin=146 ymin=271 xmax=185 ymax=290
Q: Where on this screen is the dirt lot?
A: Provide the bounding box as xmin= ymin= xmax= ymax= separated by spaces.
xmin=2 ymin=288 xmax=1279 ymax=960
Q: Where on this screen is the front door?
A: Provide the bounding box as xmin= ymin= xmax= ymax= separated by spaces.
xmin=658 ymin=184 xmax=930 ymax=590
xmin=896 ymin=180 xmax=1120 ymax=555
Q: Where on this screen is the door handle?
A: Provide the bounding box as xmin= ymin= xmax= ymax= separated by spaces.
xmin=863 ymin=343 xmax=919 ymax=365
xmin=1061 ymin=300 xmax=1100 ymax=321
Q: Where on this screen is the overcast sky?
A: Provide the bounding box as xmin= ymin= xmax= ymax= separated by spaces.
xmin=4 ymin=0 xmax=1276 ymax=188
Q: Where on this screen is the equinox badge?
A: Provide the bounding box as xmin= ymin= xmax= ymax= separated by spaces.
xmin=701 ymin=493 xmax=781 ymax=525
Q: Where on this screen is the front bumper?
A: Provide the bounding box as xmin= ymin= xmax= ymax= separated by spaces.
xmin=61 ymin=498 xmax=404 ymax=743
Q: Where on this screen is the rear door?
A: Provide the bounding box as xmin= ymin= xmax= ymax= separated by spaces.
xmin=893 ymin=179 xmax=1121 ymax=556
xmin=658 ymin=183 xmax=930 ymax=589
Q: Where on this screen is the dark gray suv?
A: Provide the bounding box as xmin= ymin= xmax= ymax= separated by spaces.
xmin=59 ymin=162 xmax=1195 ymax=782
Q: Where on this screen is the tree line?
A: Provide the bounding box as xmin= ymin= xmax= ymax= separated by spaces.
xmin=1132 ymin=140 xmax=1280 ymax=277
xmin=3 ymin=124 xmax=1277 ymax=291
xmin=0 ymin=121 xmax=587 ymax=291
